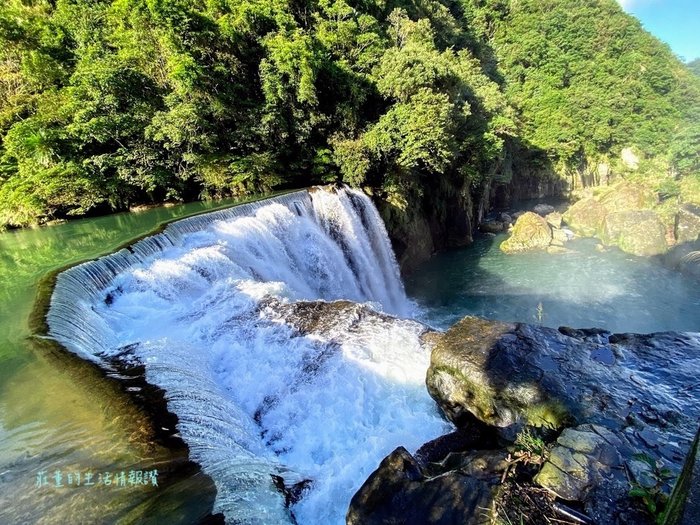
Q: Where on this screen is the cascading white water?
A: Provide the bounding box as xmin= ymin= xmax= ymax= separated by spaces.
xmin=47 ymin=186 xmax=449 ymax=524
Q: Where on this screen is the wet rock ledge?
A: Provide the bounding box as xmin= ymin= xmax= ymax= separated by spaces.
xmin=346 ymin=315 xmax=700 ymax=525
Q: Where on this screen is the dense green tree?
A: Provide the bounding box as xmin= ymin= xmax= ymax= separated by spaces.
xmin=689 ymin=59 xmax=700 ymax=78
xmin=0 ymin=0 xmax=698 ymax=228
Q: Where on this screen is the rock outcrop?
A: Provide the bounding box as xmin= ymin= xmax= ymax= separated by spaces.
xmin=424 ymin=316 xmax=700 ymax=523
xmin=600 ymin=209 xmax=668 ymax=256
xmin=500 ymin=212 xmax=553 ymax=253
xmin=347 ymin=446 xmax=501 ymax=525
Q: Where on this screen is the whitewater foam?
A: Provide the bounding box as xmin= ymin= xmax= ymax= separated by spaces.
xmin=47 ymin=187 xmax=448 ymax=524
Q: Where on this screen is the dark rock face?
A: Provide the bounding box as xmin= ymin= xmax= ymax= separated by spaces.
xmin=479 ymin=220 xmax=506 ymax=234
xmin=425 ymin=316 xmax=700 ymax=523
xmin=346 ymin=446 xmax=499 ymax=525
xmin=374 ymin=183 xmax=474 ymax=274
xmin=533 ymin=203 xmax=556 ymax=216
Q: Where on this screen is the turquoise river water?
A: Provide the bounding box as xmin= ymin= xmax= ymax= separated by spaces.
xmin=406 ymin=234 xmax=700 ymax=332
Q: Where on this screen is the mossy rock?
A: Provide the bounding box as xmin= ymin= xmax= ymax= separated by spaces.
xmin=600 ymin=210 xmax=668 ymax=256
xmin=500 ymin=212 xmax=552 ymax=253
xmin=675 ymin=205 xmax=700 ymax=244
xmin=545 ymin=211 xmax=563 ymax=229
xmin=426 ymin=317 xmax=570 ymax=437
xmin=563 ymin=182 xmax=658 ymax=239
xmin=563 ymin=197 xmax=607 ymax=237
xmin=598 ymin=182 xmax=658 ymax=213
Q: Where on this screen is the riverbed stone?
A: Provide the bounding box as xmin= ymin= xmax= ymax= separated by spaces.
xmin=500 ymin=212 xmax=552 ymax=253
xmin=600 ymin=209 xmax=668 ymax=256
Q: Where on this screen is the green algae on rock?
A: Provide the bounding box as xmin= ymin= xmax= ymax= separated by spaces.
xmin=499 ymin=212 xmax=553 ymax=254
xmin=600 ymin=210 xmax=668 ymax=256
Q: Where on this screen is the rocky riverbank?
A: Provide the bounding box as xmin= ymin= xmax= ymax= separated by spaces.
xmin=337 ymin=310 xmax=700 ymax=525
xmin=475 ymin=181 xmax=700 ymax=281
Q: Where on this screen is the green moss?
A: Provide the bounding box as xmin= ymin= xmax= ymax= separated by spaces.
xmin=500 ymin=212 xmax=552 ymax=253
xmin=522 ymin=401 xmax=570 ymax=430
xmin=429 ymin=364 xmax=498 ymax=423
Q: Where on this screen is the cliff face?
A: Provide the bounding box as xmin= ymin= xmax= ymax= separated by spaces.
xmin=377 ymin=149 xmax=568 ymax=274
xmin=374 ymin=179 xmax=476 ymax=274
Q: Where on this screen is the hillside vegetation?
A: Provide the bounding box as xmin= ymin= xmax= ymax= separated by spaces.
xmin=0 ymin=0 xmax=698 ymax=227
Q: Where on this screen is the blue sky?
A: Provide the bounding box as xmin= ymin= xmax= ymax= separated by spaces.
xmin=618 ymin=0 xmax=700 ymax=62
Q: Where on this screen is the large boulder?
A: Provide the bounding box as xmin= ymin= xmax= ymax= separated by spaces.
xmin=563 ymin=182 xmax=658 ymax=239
xmin=598 ymin=182 xmax=657 ymax=212
xmin=562 ymin=197 xmax=607 ymax=236
xmin=500 ymin=212 xmax=552 ymax=253
xmin=533 ymin=203 xmax=556 ymax=217
xmin=425 ymin=317 xmax=700 ymax=523
xmin=425 ymin=317 xmax=567 ymax=433
xmin=600 ymin=209 xmax=668 ymax=256
xmin=346 ymin=446 xmax=499 ymax=525
xmin=675 ymin=204 xmax=700 ymax=244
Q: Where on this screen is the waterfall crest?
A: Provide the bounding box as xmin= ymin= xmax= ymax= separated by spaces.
xmin=46 ymin=186 xmax=447 ymax=524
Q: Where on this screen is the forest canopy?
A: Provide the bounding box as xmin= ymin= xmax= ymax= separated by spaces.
xmin=0 ymin=0 xmax=698 ymax=227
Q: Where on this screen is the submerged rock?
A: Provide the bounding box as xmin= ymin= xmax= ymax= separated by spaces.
xmin=500 ymin=212 xmax=552 ymax=253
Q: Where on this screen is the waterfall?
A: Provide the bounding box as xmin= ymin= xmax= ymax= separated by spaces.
xmin=46 ymin=186 xmax=448 ymax=524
